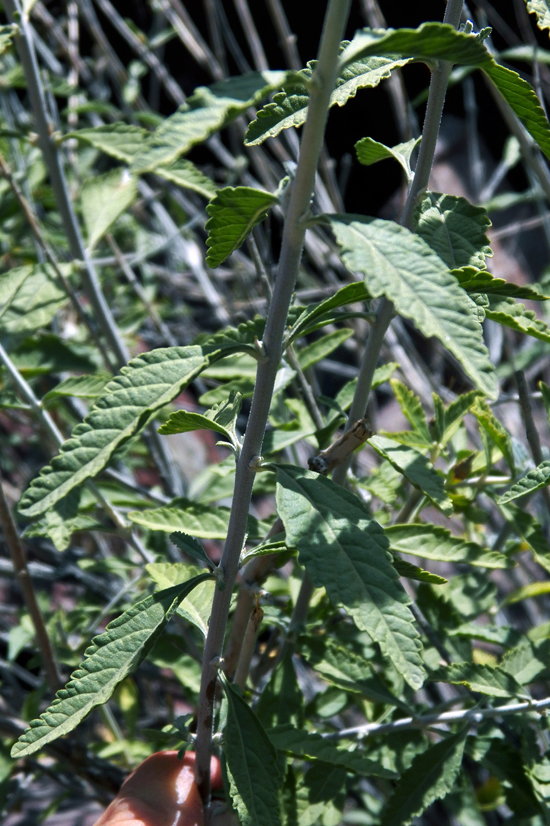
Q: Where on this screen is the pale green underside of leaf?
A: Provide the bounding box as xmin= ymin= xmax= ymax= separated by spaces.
xmin=329 ymin=215 xmax=498 ymax=399
xmin=205 ymin=186 xmax=278 ymax=268
xmin=81 ymin=167 xmax=138 ymax=251
xmin=276 ymin=465 xmax=425 ymax=690
xmin=385 ymin=523 xmax=513 ymax=569
xmin=288 ymin=281 xmax=370 ymax=342
xmin=379 ymin=727 xmax=468 ymax=826
xmin=471 ymin=398 xmax=515 ymax=474
xmin=128 ymin=498 xmax=269 ymax=539
xmin=300 ymin=635 xmax=408 ymax=709
xmin=391 ymin=556 xmax=447 ymax=584
xmin=501 ymin=636 xmax=550 ymax=684
xmin=355 ymin=136 xmax=421 ymax=179
xmin=498 ymin=460 xmax=550 ymax=504
xmin=268 ymin=724 xmax=396 ymax=778
xmin=244 ymin=56 xmax=410 ymax=145
xmin=369 ymin=435 xmax=453 ymax=516
xmin=341 ymin=24 xmax=550 ymax=161
xmin=0 ymin=24 xmax=15 ymax=54
xmin=158 ymin=409 xmax=233 ymax=442
xmin=414 ymin=192 xmax=492 ymax=270
xmin=42 ymin=374 xmax=111 ymax=406
xmin=132 ymin=71 xmax=287 ymax=171
xmin=18 ymin=347 xmax=213 ymax=517
xmin=224 ymin=681 xmax=282 ymax=826
xmin=11 ymin=576 xmax=211 ymax=758
xmin=65 ymin=125 xmax=217 ymax=199
xmin=485 ymin=297 xmax=550 ymax=343
xmin=145 ymin=562 xmax=215 ymax=636
xmin=527 ymin=0 xmax=550 ymax=31
xmin=431 ymin=663 xmax=529 ymax=698
xmin=451 ymin=266 xmax=549 ymax=300
xmin=297 ymin=328 xmax=353 ymax=371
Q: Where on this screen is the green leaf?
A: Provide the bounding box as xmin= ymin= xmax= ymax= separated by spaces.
xmin=329 ymin=215 xmax=497 ymax=399
xmin=132 ymin=71 xmax=287 ymax=171
xmin=369 ymin=435 xmax=453 ymax=516
xmin=0 ymin=24 xmax=15 ymax=54
xmin=0 ymin=265 xmax=33 ymax=321
xmin=18 ymin=346 xmax=211 ymax=517
xmin=527 ymin=0 xmax=550 ymax=30
xmin=385 ymin=523 xmax=513 ymax=569
xmin=42 ymin=374 xmax=111 ymax=407
xmin=257 ymin=652 xmax=304 ymax=730
xmin=10 ymin=576 xmax=211 ymax=758
xmin=341 ymin=24 xmax=550 ymax=162
xmin=205 ymin=187 xmax=278 ymax=268
xmin=158 ymin=391 xmax=242 ymax=448
xmin=297 ymin=329 xmax=353 ymax=371
xmin=65 ymin=123 xmax=150 ymax=163
xmin=389 ymin=380 xmax=431 ymax=443
xmin=431 ymin=663 xmax=529 ymax=698
xmin=485 ymin=297 xmax=550 ymax=343
xmin=169 ymin=532 xmax=215 ymax=570
xmin=498 ymin=460 xmax=550 ymax=504
xmin=244 ymin=55 xmax=410 ymax=145
xmin=355 ymin=136 xmax=420 ymax=180
xmin=299 ymin=635 xmax=407 ymax=708
xmin=452 ymin=266 xmax=549 ymax=300
xmin=268 ymin=724 xmax=396 ymax=778
xmin=81 ymin=168 xmax=138 ymax=251
xmin=153 ymin=159 xmax=218 ymax=199
xmin=276 ymin=465 xmax=425 ymax=690
xmin=470 ymin=399 xmax=515 ymax=475
xmin=128 ymin=498 xmax=269 ymax=539
xmin=501 ymin=636 xmax=550 ymax=684
xmin=379 ymin=727 xmax=468 ymax=826
xmin=340 ymin=23 xmax=493 ymax=69
xmin=500 ymin=503 xmax=550 ymax=572
xmin=391 ymin=556 xmax=447 ymax=584
xmin=288 ymin=281 xmax=370 ymax=342
xmin=145 ymin=562 xmax=215 ymax=637
xmin=23 ymin=490 xmax=105 ymax=551
xmin=224 ymin=680 xmax=282 ymax=826
xmin=413 ymin=192 xmax=492 ymax=270
xmin=501 ymin=580 xmax=550 ymax=607
xmin=1 ymin=265 xmax=67 ymax=336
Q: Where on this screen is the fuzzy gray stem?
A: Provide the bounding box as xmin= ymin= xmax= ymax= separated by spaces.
xmin=194 ymin=0 xmax=352 ymax=805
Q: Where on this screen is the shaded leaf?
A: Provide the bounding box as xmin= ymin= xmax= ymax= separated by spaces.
xmin=276 ymin=465 xmax=425 ymax=690
xmin=297 ymin=329 xmax=353 ymax=371
xmin=42 ymin=374 xmax=111 ymax=406
xmin=391 ymin=556 xmax=447 ymax=584
xmin=0 ymin=265 xmax=33 ymax=321
xmin=379 ymin=727 xmax=468 ymax=826
xmin=389 ymin=380 xmax=431 ymax=443
xmin=299 ymin=635 xmax=407 ymax=709
xmin=205 ymin=186 xmax=278 ymax=268
xmin=1 ymin=265 xmax=67 ymax=336
xmin=288 ymin=281 xmax=370 ymax=342
xmin=65 ymin=123 xmax=149 ymax=163
xmin=268 ymin=724 xmax=396 ymax=778
xmin=257 ymin=653 xmax=304 ymax=730
xmin=471 ymin=398 xmax=515 ymax=475
xmin=224 ymin=680 xmax=282 ymax=826
xmin=501 ymin=637 xmax=550 ymax=684
xmin=169 ymin=532 xmax=215 ymax=570
xmin=329 ymin=215 xmax=497 ymax=399
xmin=369 ymin=435 xmax=453 ymax=516
xmin=11 ymin=576 xmax=211 ymax=758
xmin=158 ymin=391 xmax=242 ymax=448
xmin=153 ymin=159 xmax=217 ymax=199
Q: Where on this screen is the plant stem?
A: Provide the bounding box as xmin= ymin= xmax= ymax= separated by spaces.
xmin=291 ymin=0 xmax=466 ymax=646
xmin=0 ymin=472 xmax=62 ymax=694
xmin=193 ymin=0 xmax=352 ymax=805
xmin=4 ymin=0 xmax=130 ymax=367
xmin=324 ymin=694 xmax=550 ymax=739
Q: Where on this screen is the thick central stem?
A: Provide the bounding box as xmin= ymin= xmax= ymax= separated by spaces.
xmin=194 ymin=0 xmax=352 ymax=807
